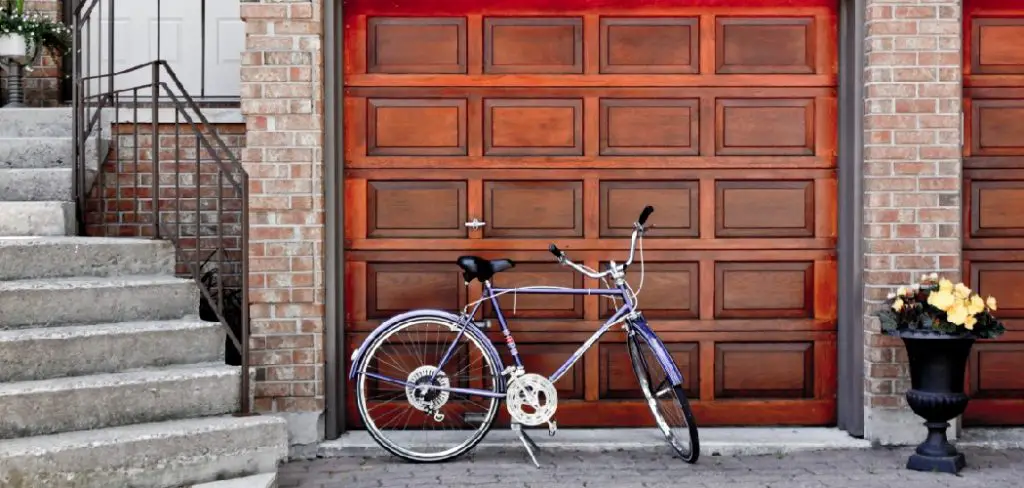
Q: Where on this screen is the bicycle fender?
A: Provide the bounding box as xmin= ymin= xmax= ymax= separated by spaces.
xmin=631 ymin=320 xmax=685 ymax=386
xmin=347 ymin=309 xmax=505 ymax=388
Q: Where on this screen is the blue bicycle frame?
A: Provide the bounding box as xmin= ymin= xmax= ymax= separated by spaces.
xmin=353 ymin=278 xmax=685 ymax=400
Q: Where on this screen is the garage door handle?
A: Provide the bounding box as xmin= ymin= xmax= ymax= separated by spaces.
xmin=465 ymin=219 xmax=486 ymax=229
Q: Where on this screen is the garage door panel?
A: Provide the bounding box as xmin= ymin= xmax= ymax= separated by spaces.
xmin=600 ymin=98 xmax=700 ymax=156
xmin=714 ymin=342 xmax=814 ymax=399
xmin=599 ymin=17 xmax=699 ymax=74
xmin=966 ymin=5 xmax=1024 ymax=427
xmin=971 ymin=17 xmax=1024 ymax=75
xmin=367 ymin=98 xmax=468 ymax=156
xmin=716 ymin=98 xmax=816 ymax=156
xmin=484 ymin=17 xmax=584 ymax=74
xmin=367 ymin=17 xmax=468 ymax=74
xmin=715 ymin=17 xmax=817 ymax=74
xmin=600 ymin=180 xmax=700 ymax=238
xmin=345 ymin=3 xmax=837 ymax=427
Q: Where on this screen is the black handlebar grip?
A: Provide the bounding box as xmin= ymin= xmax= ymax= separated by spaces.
xmin=638 ymin=205 xmax=655 ymax=226
xmin=548 ymin=243 xmax=564 ymax=259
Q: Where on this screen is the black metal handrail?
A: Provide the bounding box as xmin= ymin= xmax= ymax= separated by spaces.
xmin=71 ymin=0 xmax=252 ymax=415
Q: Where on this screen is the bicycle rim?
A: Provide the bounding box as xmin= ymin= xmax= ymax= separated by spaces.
xmin=355 ymin=318 xmax=502 ymax=462
xmin=627 ymin=332 xmax=700 ymax=463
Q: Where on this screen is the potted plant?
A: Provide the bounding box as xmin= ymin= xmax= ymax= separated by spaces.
xmin=0 ymin=0 xmax=72 ymax=60
xmin=877 ymin=273 xmax=1006 ymax=474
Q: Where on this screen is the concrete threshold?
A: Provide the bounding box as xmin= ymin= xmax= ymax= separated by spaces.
xmin=958 ymin=428 xmax=1024 ymax=449
xmin=318 ymin=427 xmax=872 ymax=458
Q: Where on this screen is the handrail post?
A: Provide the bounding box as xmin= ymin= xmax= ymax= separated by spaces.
xmin=240 ymin=172 xmax=251 ymax=415
xmin=151 ymin=62 xmax=160 ymax=239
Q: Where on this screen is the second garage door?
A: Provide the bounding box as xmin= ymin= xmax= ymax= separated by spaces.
xmin=343 ymin=0 xmax=839 ymax=427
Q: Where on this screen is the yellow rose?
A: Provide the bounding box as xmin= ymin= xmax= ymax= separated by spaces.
xmin=928 ymin=290 xmax=955 ymax=311
xmin=968 ymin=295 xmax=986 ymax=315
xmin=965 ymin=314 xmax=977 ymax=330
xmin=892 ymin=298 xmax=905 ymax=312
xmin=954 ymin=283 xmax=972 ymax=299
xmin=938 ymin=278 xmax=953 ymax=293
xmin=987 ymin=296 xmax=998 ymax=311
xmin=897 ymin=286 xmax=910 ymax=296
xmin=947 ymin=303 xmax=969 ymax=325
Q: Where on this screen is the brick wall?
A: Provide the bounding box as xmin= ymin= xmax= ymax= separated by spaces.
xmin=85 ymin=122 xmax=247 ymax=283
xmin=0 ymin=0 xmax=64 ymax=106
xmin=239 ymin=0 xmax=325 ymax=416
xmin=862 ymin=0 xmax=963 ymax=443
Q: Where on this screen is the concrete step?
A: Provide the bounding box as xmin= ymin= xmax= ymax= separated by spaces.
xmin=0 ymin=201 xmax=75 ymax=236
xmin=0 ymin=136 xmax=106 ymax=175
xmin=191 ymin=473 xmax=278 ymax=488
xmin=0 ymin=108 xmax=72 ymax=137
xmin=0 ymin=236 xmax=176 ymax=280
xmin=0 ymin=168 xmax=73 ymax=201
xmin=0 ymin=275 xmax=198 ymax=329
xmin=0 ymin=415 xmax=289 ymax=488
xmin=0 ymin=363 xmax=241 ymax=439
xmin=0 ymin=319 xmax=224 ymax=383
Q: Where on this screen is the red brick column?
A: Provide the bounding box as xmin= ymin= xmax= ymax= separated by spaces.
xmin=862 ymin=0 xmax=964 ymax=443
xmin=240 ymin=0 xmax=325 ymax=446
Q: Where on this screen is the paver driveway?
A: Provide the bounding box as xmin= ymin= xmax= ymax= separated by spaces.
xmin=280 ymin=447 xmax=1024 ymax=488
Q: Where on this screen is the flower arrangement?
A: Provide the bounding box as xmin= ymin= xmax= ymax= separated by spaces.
xmin=877 ymin=273 xmax=1006 ymax=339
xmin=0 ymin=0 xmax=73 ymax=59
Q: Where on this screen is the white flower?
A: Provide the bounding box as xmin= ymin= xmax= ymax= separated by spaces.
xmin=887 ymin=293 xmax=896 ymax=299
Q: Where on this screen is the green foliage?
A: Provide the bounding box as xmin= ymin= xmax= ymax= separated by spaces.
xmin=0 ymin=1 xmax=72 ymax=58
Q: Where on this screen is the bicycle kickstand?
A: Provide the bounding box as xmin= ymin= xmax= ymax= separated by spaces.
xmin=511 ymin=423 xmax=543 ymax=468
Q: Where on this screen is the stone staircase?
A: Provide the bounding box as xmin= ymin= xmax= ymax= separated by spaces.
xmin=0 ymin=108 xmax=288 ymax=487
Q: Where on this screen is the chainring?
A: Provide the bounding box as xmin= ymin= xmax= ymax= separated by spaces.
xmin=505 ymin=373 xmax=558 ymax=426
xmin=405 ymin=365 xmax=450 ymax=413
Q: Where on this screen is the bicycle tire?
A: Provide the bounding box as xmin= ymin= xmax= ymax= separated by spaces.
xmin=627 ymin=331 xmax=700 ymax=463
xmin=353 ymin=316 xmax=502 ymax=463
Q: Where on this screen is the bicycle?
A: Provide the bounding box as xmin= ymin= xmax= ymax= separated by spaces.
xmin=348 ymin=205 xmax=700 ymax=467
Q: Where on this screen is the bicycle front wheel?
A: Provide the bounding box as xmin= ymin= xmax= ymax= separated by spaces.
xmin=627 ymin=331 xmax=700 ymax=463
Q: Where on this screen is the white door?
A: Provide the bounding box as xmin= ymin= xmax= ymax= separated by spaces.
xmin=85 ymin=0 xmax=241 ymax=99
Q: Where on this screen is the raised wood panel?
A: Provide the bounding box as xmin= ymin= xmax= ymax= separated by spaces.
xmin=366 ymin=263 xmax=464 ymax=318
xmin=970 ymin=180 xmax=1024 ymax=238
xmin=600 ymin=180 xmax=699 ymax=237
xmin=715 ymin=262 xmax=814 ymax=319
xmin=505 ymin=344 xmax=585 ymax=399
xmin=484 ymin=98 xmax=584 ymax=156
xmin=601 ymin=262 xmax=699 ymax=319
xmin=971 ymin=99 xmax=1024 ymax=156
xmin=367 ymin=181 xmax=467 ymax=238
xmin=600 ymin=98 xmax=700 ymax=156
xmin=599 ymin=17 xmax=699 ymax=74
xmin=716 ymin=180 xmax=814 ymax=237
xmin=487 ymin=263 xmax=584 ymax=319
xmin=599 ymin=342 xmax=699 ymax=399
xmin=367 ymin=98 xmax=467 ymax=156
xmin=716 ymin=98 xmax=815 ymax=156
xmin=367 ymin=17 xmax=467 ymax=74
xmin=715 ymin=342 xmax=814 ymax=399
xmin=971 ymin=342 xmax=1024 ymax=399
xmin=483 ymin=180 xmax=583 ymax=238
xmin=972 ymin=18 xmax=1024 ymax=75
xmin=484 ymin=17 xmax=583 ymax=74
xmin=970 ymin=262 xmax=1024 ymax=319
xmin=716 ymin=17 xmax=815 ymax=74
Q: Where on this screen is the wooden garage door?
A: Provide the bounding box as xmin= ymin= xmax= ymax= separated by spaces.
xmin=963 ymin=3 xmax=1024 ymax=426
xmin=343 ymin=0 xmax=838 ymax=427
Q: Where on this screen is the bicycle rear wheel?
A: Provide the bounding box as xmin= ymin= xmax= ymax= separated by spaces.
xmin=627 ymin=330 xmax=700 ymax=463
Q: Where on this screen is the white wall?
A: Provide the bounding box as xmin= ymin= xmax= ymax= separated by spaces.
xmin=85 ymin=0 xmax=243 ymax=99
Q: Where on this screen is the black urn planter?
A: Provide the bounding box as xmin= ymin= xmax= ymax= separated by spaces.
xmin=898 ymin=330 xmax=975 ymax=474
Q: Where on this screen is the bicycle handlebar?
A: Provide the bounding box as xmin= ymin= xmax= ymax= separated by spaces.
xmin=550 ymin=206 xmax=653 ymax=279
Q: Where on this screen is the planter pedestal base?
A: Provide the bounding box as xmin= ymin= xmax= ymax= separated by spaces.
xmin=906 ymin=421 xmax=965 ymax=474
